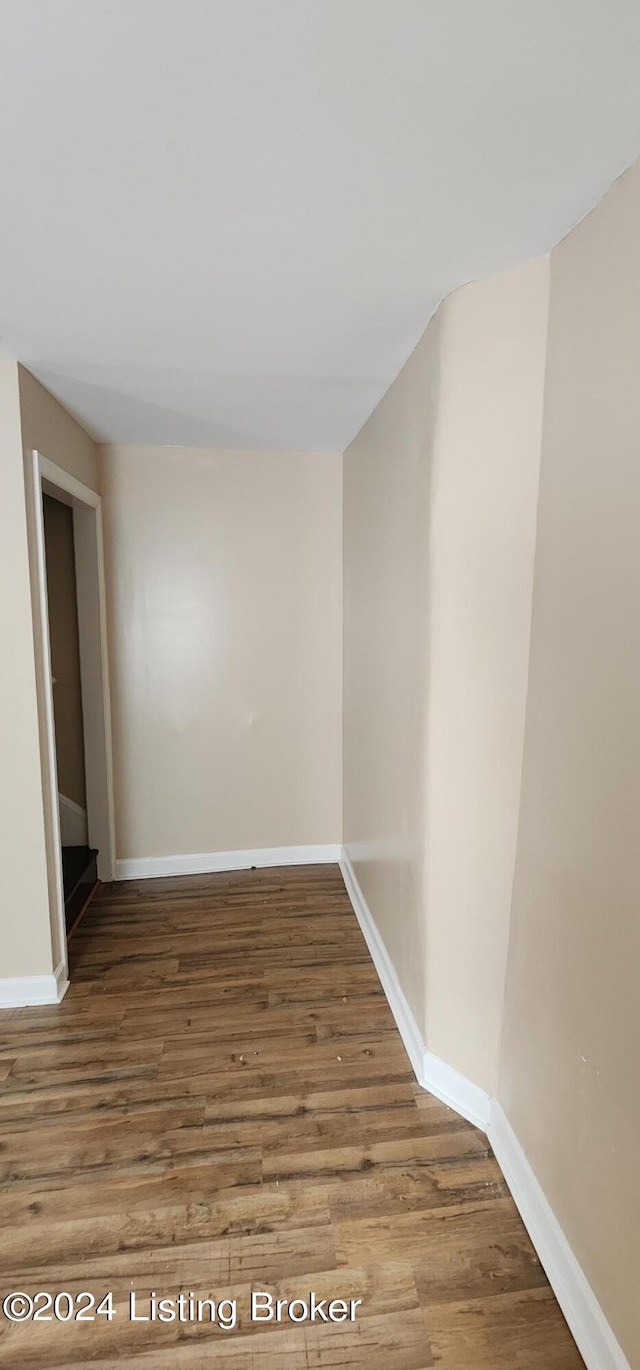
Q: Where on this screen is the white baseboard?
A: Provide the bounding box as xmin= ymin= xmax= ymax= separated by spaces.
xmin=58 ymin=792 xmax=88 ymax=846
xmin=339 ymin=848 xmax=491 ymax=1130
xmin=422 ymin=1050 xmax=492 ymax=1131
xmin=339 ymin=849 xmax=425 ymax=1081
xmin=489 ymin=1104 xmax=631 ymax=1370
xmin=0 ymin=960 xmax=69 ymax=1009
xmin=115 ymin=844 xmax=342 ymax=881
xmin=340 ymin=846 xmax=628 ymax=1368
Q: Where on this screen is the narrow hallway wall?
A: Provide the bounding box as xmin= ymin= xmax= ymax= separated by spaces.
xmin=343 ymin=257 xmax=549 ymax=1094
xmin=19 ymin=366 xmax=101 ymax=975
xmin=343 ymin=311 xmax=442 ymax=1031
xmin=0 ymin=362 xmax=52 ymax=980
xmin=0 ymin=364 xmax=100 ymax=986
xmin=499 ymin=158 xmax=640 ymax=1368
xmin=423 ymin=259 xmax=549 ymax=1092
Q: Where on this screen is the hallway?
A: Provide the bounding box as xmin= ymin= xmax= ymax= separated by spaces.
xmin=0 ymin=866 xmax=582 ymax=1368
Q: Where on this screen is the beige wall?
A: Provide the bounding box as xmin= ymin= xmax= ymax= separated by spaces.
xmin=100 ymin=445 xmax=342 ymax=860
xmin=0 ymin=363 xmax=53 ymax=978
xmin=499 ymin=160 xmax=640 ymax=1365
xmin=0 ymin=365 xmax=99 ymax=981
xmin=20 ymin=367 xmax=100 ymax=971
xmin=343 ymin=258 xmax=549 ymax=1092
xmin=18 ymin=365 xmax=100 ymax=492
xmin=42 ymin=495 xmax=86 ymax=809
xmin=343 ymin=311 xmax=441 ymax=1028
xmin=424 ymin=261 xmax=549 ymax=1092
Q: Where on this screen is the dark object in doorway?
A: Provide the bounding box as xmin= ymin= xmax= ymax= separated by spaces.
xmin=62 ymin=845 xmax=98 ymax=936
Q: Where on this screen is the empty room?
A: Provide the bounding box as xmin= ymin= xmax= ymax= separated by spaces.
xmin=0 ymin=3 xmax=638 ymax=1367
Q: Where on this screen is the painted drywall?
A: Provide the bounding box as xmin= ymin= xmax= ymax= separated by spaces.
xmin=100 ymin=445 xmax=342 ymax=860
xmin=499 ymin=159 xmax=640 ymax=1367
xmin=423 ymin=261 xmax=549 ymax=1093
xmin=43 ymin=495 xmax=86 ymax=809
xmin=0 ymin=362 xmax=53 ymax=977
xmin=343 ymin=258 xmax=549 ymax=1093
xmin=343 ymin=311 xmax=441 ymax=1029
xmin=13 ymin=358 xmax=100 ymax=969
xmin=18 ymin=364 xmax=100 ymax=492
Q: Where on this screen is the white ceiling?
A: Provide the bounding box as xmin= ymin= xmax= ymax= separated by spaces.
xmin=1 ymin=1 xmax=640 ymax=452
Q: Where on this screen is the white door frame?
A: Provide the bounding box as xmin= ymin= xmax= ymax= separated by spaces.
xmin=29 ymin=450 xmax=115 ymax=983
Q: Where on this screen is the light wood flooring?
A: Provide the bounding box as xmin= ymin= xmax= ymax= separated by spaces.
xmin=0 ymin=865 xmax=584 ymax=1368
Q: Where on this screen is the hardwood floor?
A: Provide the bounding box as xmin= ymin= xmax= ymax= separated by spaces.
xmin=0 ymin=865 xmax=584 ymax=1368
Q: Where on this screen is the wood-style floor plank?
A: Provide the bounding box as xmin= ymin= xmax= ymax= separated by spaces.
xmin=0 ymin=865 xmax=584 ymax=1367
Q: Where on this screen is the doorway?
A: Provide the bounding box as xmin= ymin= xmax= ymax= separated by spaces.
xmin=29 ymin=451 xmax=115 ymax=991
xmin=43 ymin=491 xmax=99 ymax=936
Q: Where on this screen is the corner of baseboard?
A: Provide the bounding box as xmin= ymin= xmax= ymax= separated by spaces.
xmin=339 ymin=846 xmax=491 ymax=1131
xmin=420 ymin=1050 xmax=492 ymax=1131
xmin=0 ymin=964 xmax=68 ymax=1009
xmin=53 ymin=960 xmax=69 ymax=1003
